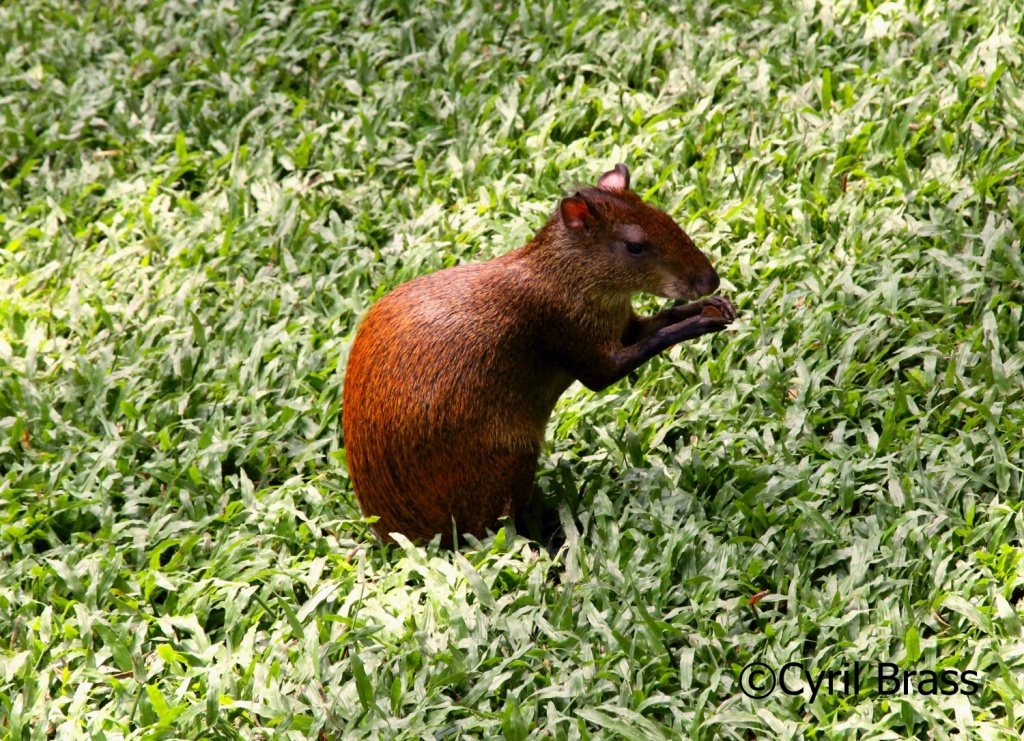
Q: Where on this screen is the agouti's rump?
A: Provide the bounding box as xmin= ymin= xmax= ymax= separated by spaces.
xmin=342 ymin=164 xmax=736 ymax=546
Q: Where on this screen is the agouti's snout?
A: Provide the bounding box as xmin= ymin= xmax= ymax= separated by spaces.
xmin=695 ymin=268 xmax=720 ymax=297
xmin=342 ymin=163 xmax=736 ymax=547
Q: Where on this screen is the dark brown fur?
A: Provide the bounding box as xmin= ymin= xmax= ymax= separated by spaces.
xmin=343 ymin=165 xmax=736 ymax=546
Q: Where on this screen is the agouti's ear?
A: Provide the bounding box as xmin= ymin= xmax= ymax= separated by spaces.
xmin=597 ymin=163 xmax=630 ymax=192
xmin=559 ymin=192 xmax=596 ymax=231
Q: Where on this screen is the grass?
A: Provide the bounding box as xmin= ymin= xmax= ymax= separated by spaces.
xmin=1 ymin=0 xmax=1023 ymax=738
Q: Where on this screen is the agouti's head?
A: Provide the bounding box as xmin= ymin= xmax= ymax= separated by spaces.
xmin=557 ymin=164 xmax=720 ymax=301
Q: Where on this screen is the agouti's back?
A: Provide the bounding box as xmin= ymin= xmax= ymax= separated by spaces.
xmin=343 ymin=164 xmax=735 ymax=546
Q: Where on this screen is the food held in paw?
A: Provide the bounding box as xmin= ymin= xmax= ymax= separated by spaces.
xmin=701 ymin=304 xmax=725 ymax=319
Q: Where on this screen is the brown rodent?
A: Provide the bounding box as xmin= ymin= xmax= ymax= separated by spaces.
xmin=342 ymin=164 xmax=736 ymax=547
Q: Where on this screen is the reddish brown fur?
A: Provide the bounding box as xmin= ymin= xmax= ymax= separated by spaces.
xmin=343 ymin=165 xmax=735 ymax=546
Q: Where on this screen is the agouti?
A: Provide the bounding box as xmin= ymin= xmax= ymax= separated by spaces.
xmin=342 ymin=164 xmax=736 ymax=546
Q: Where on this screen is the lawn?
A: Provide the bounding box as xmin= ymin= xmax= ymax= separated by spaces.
xmin=2 ymin=0 xmax=1023 ymax=738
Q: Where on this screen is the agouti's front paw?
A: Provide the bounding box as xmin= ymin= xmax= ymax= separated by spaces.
xmin=698 ymin=296 xmax=737 ymax=322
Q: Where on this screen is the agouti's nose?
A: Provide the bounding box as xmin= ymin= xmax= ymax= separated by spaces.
xmin=695 ymin=268 xmax=720 ymax=297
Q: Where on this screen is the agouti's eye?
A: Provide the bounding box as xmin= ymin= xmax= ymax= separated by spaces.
xmin=625 ymin=241 xmax=646 ymax=255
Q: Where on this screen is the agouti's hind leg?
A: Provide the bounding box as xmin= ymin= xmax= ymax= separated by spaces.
xmin=448 ymin=448 xmax=539 ymax=544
